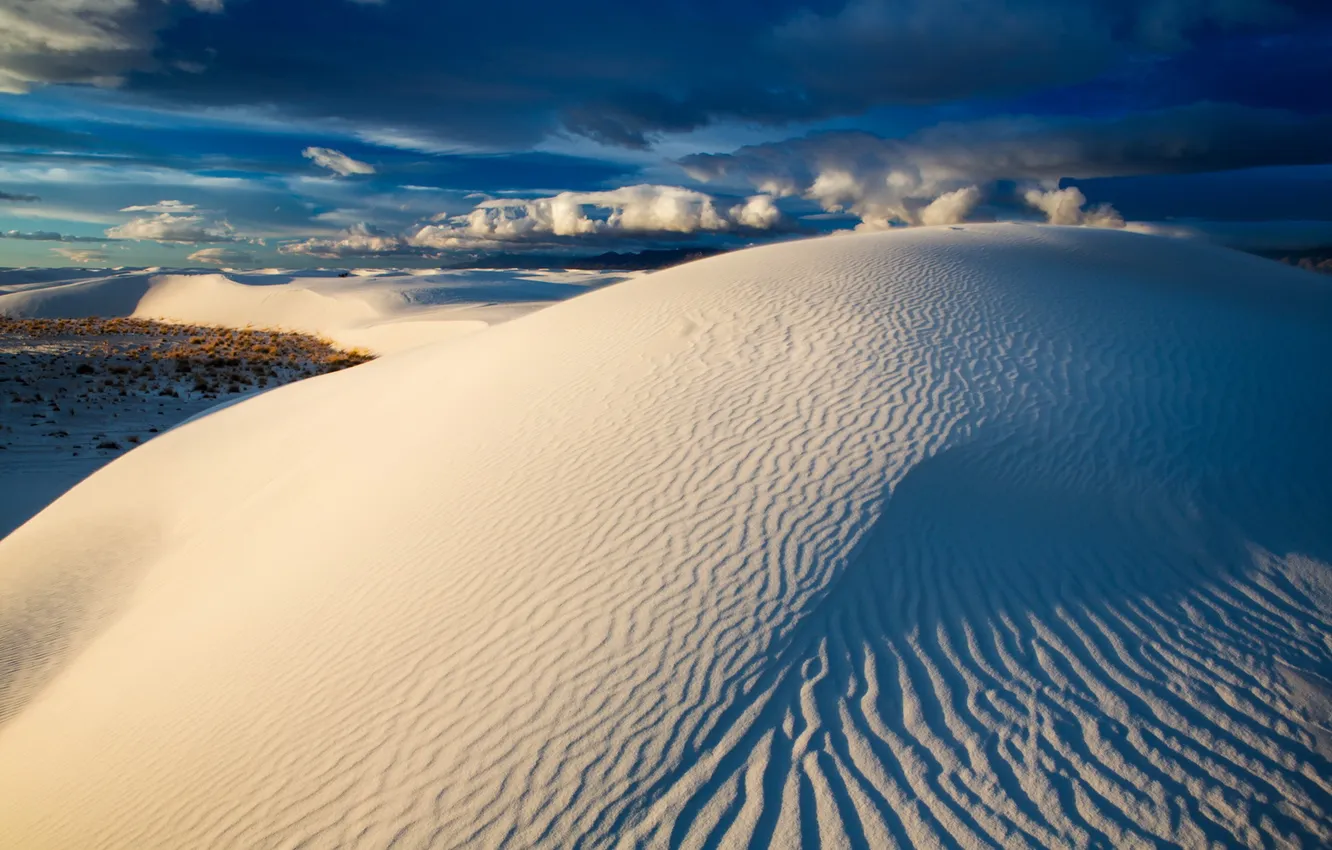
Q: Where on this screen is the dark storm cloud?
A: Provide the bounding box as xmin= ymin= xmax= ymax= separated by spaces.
xmin=3 ymin=0 xmax=1323 ymax=147
xmin=1074 ymin=166 xmax=1332 ymax=223
xmin=0 ymin=0 xmax=218 ymax=93
xmin=0 ymin=189 xmax=40 ymax=201
xmin=683 ymin=104 xmax=1332 ymax=188
xmin=1002 ymin=22 xmax=1332 ymax=117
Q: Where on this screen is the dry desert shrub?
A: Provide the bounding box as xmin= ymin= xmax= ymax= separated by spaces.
xmin=1 ymin=316 xmax=374 ymax=377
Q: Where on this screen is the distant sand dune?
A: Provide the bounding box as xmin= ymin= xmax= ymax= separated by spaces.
xmin=0 ymin=266 xmax=637 ymax=354
xmin=0 ymin=225 xmax=1329 ymax=848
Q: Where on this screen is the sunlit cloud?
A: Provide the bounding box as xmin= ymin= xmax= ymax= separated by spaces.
xmin=50 ymin=246 xmax=110 ymax=264
xmin=186 ymin=246 xmax=256 ymax=266
xmin=280 ymin=185 xmax=788 ymax=258
xmin=107 ymin=204 xmax=238 ymax=243
xmin=302 ymin=147 xmax=376 ymax=177
xmin=280 ymin=222 xmax=406 ymax=259
xmin=120 ymin=200 xmax=199 ymax=213
xmin=1024 ymin=187 xmax=1124 ymax=228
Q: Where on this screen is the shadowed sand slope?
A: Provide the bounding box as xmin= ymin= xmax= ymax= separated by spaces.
xmin=0 ymin=224 xmax=1329 ymax=848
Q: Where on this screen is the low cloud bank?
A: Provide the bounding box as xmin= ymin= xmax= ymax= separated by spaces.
xmin=50 ymin=247 xmax=110 ymax=264
xmin=283 ymin=223 xmax=404 ymax=259
xmin=683 ymin=104 xmax=1332 ymax=231
xmin=283 ymin=185 xmax=787 ymax=258
xmin=1125 ymin=219 xmax=1332 ymax=253
xmin=2 ymin=230 xmax=111 ymax=243
xmin=187 ymin=247 xmax=256 ymax=267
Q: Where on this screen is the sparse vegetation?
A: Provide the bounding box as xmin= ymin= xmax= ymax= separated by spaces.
xmin=1 ymin=317 xmax=374 ymax=375
xmin=0 ymin=316 xmax=376 ymax=460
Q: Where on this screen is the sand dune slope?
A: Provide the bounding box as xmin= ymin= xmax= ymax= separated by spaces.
xmin=1 ymin=225 xmax=1330 ymax=848
xmin=0 ymin=267 xmax=634 ymax=353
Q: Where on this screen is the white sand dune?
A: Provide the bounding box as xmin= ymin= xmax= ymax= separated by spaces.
xmin=1 ymin=224 xmax=1330 ymax=848
xmin=0 ymin=269 xmax=162 ymax=319
xmin=0 ymin=267 xmax=636 ymax=354
xmin=0 ymin=267 xmax=633 ymax=539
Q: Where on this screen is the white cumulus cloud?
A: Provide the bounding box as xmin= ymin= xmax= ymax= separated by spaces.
xmin=431 ymin=185 xmax=782 ymax=243
xmin=918 ymin=186 xmax=983 ymax=227
xmin=729 ymin=194 xmax=783 ymax=230
xmin=280 ymin=222 xmax=405 ymax=258
xmin=302 ymin=147 xmax=377 ymax=177
xmin=51 ymin=246 xmax=110 ymax=264
xmin=1023 ymin=187 xmax=1124 ymax=228
xmin=187 ymin=246 xmax=256 ymax=266
xmin=282 ymin=185 xmax=787 ymax=258
xmin=106 ymin=210 xmax=237 ymax=243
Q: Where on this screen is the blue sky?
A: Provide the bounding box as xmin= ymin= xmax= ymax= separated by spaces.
xmin=1 ymin=0 xmax=1330 ymax=268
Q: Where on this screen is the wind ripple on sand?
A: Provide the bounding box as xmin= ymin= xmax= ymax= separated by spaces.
xmin=0 ymin=225 xmax=1329 ymax=848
